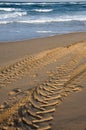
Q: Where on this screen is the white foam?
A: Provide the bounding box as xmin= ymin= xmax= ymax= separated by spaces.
xmin=14 ymin=3 xmax=35 ymax=5
xmin=33 ymin=9 xmax=53 ymax=13
xmin=0 ymin=11 xmax=27 ymax=19
xmin=37 ymin=30 xmax=52 ymax=33
xmin=0 ymin=21 xmax=13 ymax=24
xmin=0 ymin=8 xmax=21 ymax=12
xmin=0 ymin=2 xmax=35 ymax=5
xmin=0 ymin=2 xmax=86 ymax=6
xmin=0 ymin=3 xmax=12 ymax=5
xmin=17 ymin=15 xmax=86 ymax=24
xmin=37 ymin=2 xmax=57 ymax=5
xmin=0 ymin=15 xmax=86 ymax=25
xmin=22 ymin=3 xmax=35 ymax=5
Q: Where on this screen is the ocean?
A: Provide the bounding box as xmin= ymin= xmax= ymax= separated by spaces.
xmin=0 ymin=1 xmax=86 ymax=41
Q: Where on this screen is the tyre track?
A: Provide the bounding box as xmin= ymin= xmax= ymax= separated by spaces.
xmin=0 ymin=48 xmax=65 ymax=86
xmin=0 ymin=64 xmax=85 ymax=130
xmin=0 ymin=42 xmax=86 ymax=130
xmin=0 ymin=43 xmax=85 ymax=87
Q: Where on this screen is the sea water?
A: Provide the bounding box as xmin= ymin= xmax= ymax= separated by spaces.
xmin=0 ymin=1 xmax=86 ymax=41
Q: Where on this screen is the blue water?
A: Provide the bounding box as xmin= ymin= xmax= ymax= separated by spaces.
xmin=0 ymin=1 xmax=86 ymax=41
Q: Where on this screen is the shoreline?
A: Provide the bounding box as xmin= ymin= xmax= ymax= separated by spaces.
xmin=0 ymin=32 xmax=86 ymax=66
xmin=0 ymin=32 xmax=86 ymax=43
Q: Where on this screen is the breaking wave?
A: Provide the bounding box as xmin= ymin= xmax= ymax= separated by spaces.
xmin=0 ymin=11 xmax=27 ymax=19
xmin=33 ymin=9 xmax=53 ymax=13
xmin=0 ymin=15 xmax=86 ymax=24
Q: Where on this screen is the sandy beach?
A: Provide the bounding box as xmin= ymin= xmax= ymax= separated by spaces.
xmin=0 ymin=32 xmax=86 ymax=130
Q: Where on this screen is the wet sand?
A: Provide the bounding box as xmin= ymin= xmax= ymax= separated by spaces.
xmin=0 ymin=32 xmax=86 ymax=130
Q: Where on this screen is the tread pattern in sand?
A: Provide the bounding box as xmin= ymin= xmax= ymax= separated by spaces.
xmin=0 ymin=42 xmax=86 ymax=130
xmin=0 ymin=42 xmax=85 ymax=87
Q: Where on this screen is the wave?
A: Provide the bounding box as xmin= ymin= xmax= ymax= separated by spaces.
xmin=0 ymin=21 xmax=13 ymax=24
xmin=37 ymin=30 xmax=53 ymax=33
xmin=0 ymin=2 xmax=86 ymax=5
xmin=0 ymin=2 xmax=36 ymax=6
xmin=0 ymin=8 xmax=21 ymax=12
xmin=57 ymin=1 xmax=86 ymax=4
xmin=37 ymin=2 xmax=58 ymax=5
xmin=0 ymin=11 xmax=27 ymax=19
xmin=17 ymin=16 xmax=86 ymax=24
xmin=68 ymin=2 xmax=78 ymax=4
xmin=0 ymin=2 xmax=58 ymax=5
xmin=0 ymin=15 xmax=86 ymax=24
xmin=33 ymin=9 xmax=53 ymax=13
xmin=12 ymin=3 xmax=36 ymax=5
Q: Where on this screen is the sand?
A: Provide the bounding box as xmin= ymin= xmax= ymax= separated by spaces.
xmin=0 ymin=32 xmax=86 ymax=130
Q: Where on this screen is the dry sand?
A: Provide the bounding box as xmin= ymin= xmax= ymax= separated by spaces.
xmin=0 ymin=32 xmax=86 ymax=130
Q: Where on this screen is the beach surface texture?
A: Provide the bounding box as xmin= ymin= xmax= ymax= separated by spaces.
xmin=0 ymin=32 xmax=86 ymax=130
